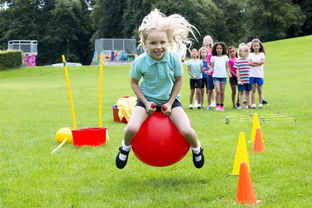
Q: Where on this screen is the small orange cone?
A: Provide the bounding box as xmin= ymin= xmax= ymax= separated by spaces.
xmin=251 ymin=113 xmax=260 ymax=142
xmin=236 ymin=162 xmax=257 ymax=205
xmin=253 ymin=128 xmax=265 ymax=152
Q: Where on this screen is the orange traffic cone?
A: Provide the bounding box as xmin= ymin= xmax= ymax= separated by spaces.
xmin=236 ymin=162 xmax=257 ymax=205
xmin=253 ymin=128 xmax=265 ymax=152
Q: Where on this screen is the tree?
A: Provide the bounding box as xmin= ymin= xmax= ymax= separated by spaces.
xmin=121 ymin=0 xmax=218 ymax=50
xmin=90 ymin=0 xmax=125 ymax=43
xmin=39 ymin=0 xmax=93 ymax=65
xmin=212 ymin=0 xmax=248 ymax=45
xmin=294 ymin=0 xmax=312 ymax=36
xmin=0 ymin=0 xmax=43 ymax=49
xmin=245 ymin=0 xmax=305 ymax=41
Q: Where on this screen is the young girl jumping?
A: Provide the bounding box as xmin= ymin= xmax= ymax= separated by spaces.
xmin=210 ymin=42 xmax=230 ymax=111
xmin=115 ymin=9 xmax=204 ymax=169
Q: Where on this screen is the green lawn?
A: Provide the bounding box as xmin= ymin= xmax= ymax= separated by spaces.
xmin=1 ymin=35 xmax=311 ymax=207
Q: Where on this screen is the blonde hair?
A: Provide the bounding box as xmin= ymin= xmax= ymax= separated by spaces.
xmin=203 ymin=35 xmax=214 ymax=48
xmin=138 ymin=9 xmax=198 ymax=51
xmin=239 ymin=45 xmax=250 ymax=53
xmin=238 ymin=42 xmax=246 ymax=48
xmin=199 ymin=47 xmax=208 ymax=59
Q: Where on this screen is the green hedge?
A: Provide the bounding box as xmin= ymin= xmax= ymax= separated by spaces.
xmin=0 ymin=50 xmax=23 ymax=70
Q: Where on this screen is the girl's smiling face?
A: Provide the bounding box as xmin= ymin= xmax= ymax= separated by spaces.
xmin=144 ymin=30 xmax=168 ymax=60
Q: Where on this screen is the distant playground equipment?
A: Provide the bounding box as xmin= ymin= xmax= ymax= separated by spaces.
xmin=51 ymin=54 xmax=107 ymax=153
xmin=131 ymin=104 xmax=190 ymax=167
xmin=91 ymin=38 xmax=137 ymax=64
xmin=8 ymin=40 xmax=37 ymax=67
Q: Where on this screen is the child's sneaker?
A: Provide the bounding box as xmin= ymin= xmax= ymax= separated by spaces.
xmin=189 ymin=104 xmax=193 ymax=109
xmin=215 ymin=106 xmax=220 ymax=111
xmin=115 ymin=146 xmax=130 ymax=169
xmin=262 ymin=100 xmax=269 ymax=104
xmin=258 ymin=103 xmax=263 ymax=108
xmin=237 ymin=106 xmax=244 ymax=110
xmin=206 ymin=106 xmax=211 ymax=110
xmin=192 ymin=148 xmax=205 ymax=168
xmin=194 ymin=100 xmax=198 ymax=108
xmin=219 ymin=106 xmax=224 ymax=111
xmin=251 ymin=104 xmax=256 ymax=109
xmin=197 ymin=104 xmax=202 ymax=109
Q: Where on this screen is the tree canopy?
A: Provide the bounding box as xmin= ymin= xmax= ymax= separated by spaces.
xmin=0 ymin=0 xmax=309 ymax=65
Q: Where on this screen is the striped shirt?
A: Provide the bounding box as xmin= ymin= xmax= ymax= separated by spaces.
xmin=234 ymin=58 xmax=251 ymax=83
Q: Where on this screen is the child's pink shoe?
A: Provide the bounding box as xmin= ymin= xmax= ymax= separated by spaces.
xmin=215 ymin=106 xmax=220 ymax=111
xmin=219 ymin=106 xmax=224 ymax=111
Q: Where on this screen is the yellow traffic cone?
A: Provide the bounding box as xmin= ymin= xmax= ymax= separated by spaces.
xmin=232 ymin=132 xmax=251 ymax=175
xmin=251 ymin=113 xmax=261 ymax=143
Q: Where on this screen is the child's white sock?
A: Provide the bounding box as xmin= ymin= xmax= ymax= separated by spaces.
xmin=119 ymin=140 xmax=131 ymax=161
xmin=191 ymin=144 xmax=202 ymax=162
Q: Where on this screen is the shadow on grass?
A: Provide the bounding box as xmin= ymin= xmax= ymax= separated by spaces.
xmin=120 ymin=174 xmax=209 ymax=190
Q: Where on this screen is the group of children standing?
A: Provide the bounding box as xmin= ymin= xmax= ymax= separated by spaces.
xmin=186 ymin=36 xmax=267 ymax=111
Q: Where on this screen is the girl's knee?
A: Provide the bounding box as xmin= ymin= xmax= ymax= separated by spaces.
xmin=125 ymin=124 xmax=140 ymax=135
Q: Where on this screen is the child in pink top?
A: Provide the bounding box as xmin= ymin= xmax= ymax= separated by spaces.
xmin=228 ymin=46 xmax=238 ymax=108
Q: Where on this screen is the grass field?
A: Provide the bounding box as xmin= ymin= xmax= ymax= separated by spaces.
xmin=1 ymin=35 xmax=312 ymax=207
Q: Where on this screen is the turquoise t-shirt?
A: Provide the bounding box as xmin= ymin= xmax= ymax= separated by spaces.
xmin=130 ymin=51 xmax=183 ymax=105
xmin=186 ymin=59 xmax=203 ymax=79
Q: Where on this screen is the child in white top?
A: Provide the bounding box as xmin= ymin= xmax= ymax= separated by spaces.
xmin=115 ymin=9 xmax=204 ymax=169
xmin=210 ymin=42 xmax=230 ymax=111
xmin=187 ymin=48 xmax=203 ymax=109
xmin=248 ymin=39 xmax=266 ymax=108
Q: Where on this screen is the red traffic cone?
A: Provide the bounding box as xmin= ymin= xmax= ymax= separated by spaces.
xmin=253 ymin=128 xmax=265 ymax=152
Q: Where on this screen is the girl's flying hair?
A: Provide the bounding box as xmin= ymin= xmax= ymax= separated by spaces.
xmin=138 ymin=9 xmax=198 ymax=53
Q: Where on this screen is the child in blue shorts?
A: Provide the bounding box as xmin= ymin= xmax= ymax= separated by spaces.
xmin=115 ymin=9 xmax=204 ymax=169
xmin=210 ymin=42 xmax=230 ymax=111
xmin=235 ymin=45 xmax=252 ymax=109
xmin=248 ymin=39 xmax=266 ymax=109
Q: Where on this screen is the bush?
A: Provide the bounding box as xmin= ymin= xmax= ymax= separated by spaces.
xmin=0 ymin=50 xmax=23 ymax=70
